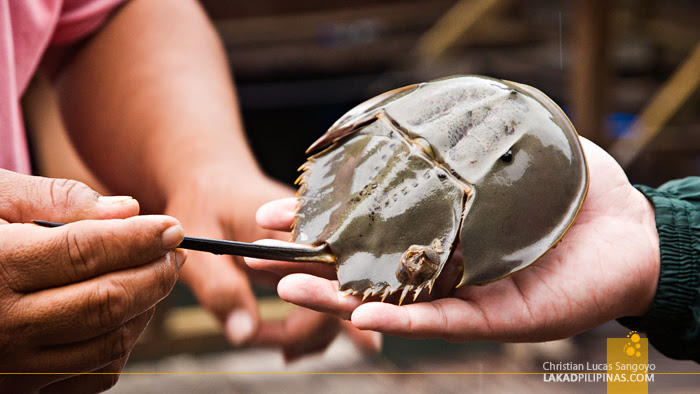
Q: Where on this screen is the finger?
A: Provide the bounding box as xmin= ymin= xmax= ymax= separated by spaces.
xmin=14 ymin=250 xmax=182 ymax=344
xmin=351 ymin=298 xmax=487 ymax=342
xmin=1 ymin=309 xmax=151 ymax=392
xmin=26 ymin=308 xmax=154 ymax=372
xmin=0 ymin=215 xmax=184 ymax=291
xmin=40 ymin=355 xmax=128 ymax=394
xmin=255 ymin=198 xmax=297 ymax=231
xmin=0 ymin=372 xmax=56 ymax=393
xmin=277 ymin=274 xmax=362 ymax=320
xmin=252 ymin=307 xmax=341 ymax=362
xmin=0 ymin=169 xmax=139 ymax=223
xmin=173 ymin=207 xmax=262 ymax=347
xmin=179 ymin=250 xmax=260 ymax=346
xmin=340 ymin=320 xmax=382 ymax=354
xmin=241 ymin=264 xmax=285 ymax=289
xmin=244 ymin=240 xmax=337 ymax=279
xmin=281 ymin=309 xmax=341 ymax=362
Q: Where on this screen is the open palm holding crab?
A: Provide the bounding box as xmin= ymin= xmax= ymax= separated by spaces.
xmin=247 ymin=137 xmax=661 ymax=342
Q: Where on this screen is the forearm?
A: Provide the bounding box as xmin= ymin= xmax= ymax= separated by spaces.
xmin=54 ymin=0 xmax=261 ymax=212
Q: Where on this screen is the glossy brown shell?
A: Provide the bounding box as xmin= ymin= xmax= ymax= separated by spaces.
xmin=293 ymin=75 xmax=588 ymax=303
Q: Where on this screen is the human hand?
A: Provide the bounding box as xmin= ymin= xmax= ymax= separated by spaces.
xmin=246 ymin=138 xmax=661 ymax=342
xmin=0 ymin=169 xmax=185 ymax=393
xmin=47 ymin=0 xmax=376 ymax=361
xmin=251 ymin=305 xmax=382 ymax=362
xmin=164 ymin=174 xmax=292 ymax=345
xmin=166 ymin=172 xmax=381 ymax=357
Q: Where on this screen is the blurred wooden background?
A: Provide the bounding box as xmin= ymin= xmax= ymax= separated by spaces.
xmin=200 ymin=0 xmax=699 ymax=187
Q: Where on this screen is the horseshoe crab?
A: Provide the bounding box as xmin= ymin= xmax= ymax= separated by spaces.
xmin=292 ymin=75 xmax=588 ymax=304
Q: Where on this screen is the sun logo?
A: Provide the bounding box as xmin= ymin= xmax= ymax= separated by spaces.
xmin=623 ymin=331 xmax=643 ymax=357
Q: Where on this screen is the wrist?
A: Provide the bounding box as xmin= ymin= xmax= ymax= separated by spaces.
xmin=162 ymin=160 xmax=267 ymax=204
xmin=151 ymin=135 xmax=265 ymax=209
xmin=628 ymin=187 xmax=661 ymax=317
xmin=618 ymin=183 xmax=698 ymax=331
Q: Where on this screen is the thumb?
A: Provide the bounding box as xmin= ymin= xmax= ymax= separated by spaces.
xmin=0 ymin=169 xmax=139 ymax=223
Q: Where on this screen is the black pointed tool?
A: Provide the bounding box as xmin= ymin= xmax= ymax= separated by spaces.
xmin=32 ymin=220 xmax=335 ymax=264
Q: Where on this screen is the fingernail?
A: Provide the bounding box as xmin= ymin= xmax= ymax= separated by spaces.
xmin=98 ymin=195 xmax=134 ymax=205
xmin=226 ymin=310 xmax=254 ymax=346
xmin=162 ymin=224 xmax=184 ymax=250
xmin=174 ymin=248 xmax=187 ymax=269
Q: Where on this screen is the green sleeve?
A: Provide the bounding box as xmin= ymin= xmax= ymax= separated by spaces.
xmin=617 ymin=177 xmax=700 ymax=361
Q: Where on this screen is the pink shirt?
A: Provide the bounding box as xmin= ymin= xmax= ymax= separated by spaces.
xmin=0 ymin=0 xmax=124 ymax=174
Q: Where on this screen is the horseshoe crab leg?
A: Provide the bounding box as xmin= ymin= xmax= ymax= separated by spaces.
xmin=32 ymin=220 xmax=336 ymax=264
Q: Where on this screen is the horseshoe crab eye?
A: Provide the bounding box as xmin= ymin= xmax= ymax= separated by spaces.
xmin=500 ymin=149 xmax=513 ymax=163
xmin=413 ymin=137 xmax=436 ymax=160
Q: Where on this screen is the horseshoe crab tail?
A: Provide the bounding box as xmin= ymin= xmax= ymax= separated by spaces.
xmin=176 ymin=237 xmax=337 ymax=264
xmin=33 ymin=221 xmax=337 ymax=264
